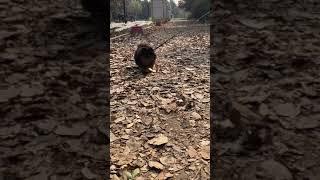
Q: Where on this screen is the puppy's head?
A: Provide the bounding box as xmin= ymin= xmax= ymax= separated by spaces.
xmin=137 ymin=44 xmax=155 ymax=58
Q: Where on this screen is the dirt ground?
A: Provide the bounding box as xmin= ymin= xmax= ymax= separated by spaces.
xmin=212 ymin=0 xmax=320 ymax=179
xmin=110 ymin=21 xmax=210 ymax=179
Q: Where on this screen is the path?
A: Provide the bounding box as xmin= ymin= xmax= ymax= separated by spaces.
xmin=110 ymin=21 xmax=210 ymax=179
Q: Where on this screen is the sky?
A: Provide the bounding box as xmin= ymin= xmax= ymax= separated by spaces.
xmin=172 ymin=0 xmax=179 ymax=5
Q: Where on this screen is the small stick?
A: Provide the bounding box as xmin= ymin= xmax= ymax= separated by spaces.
xmin=192 ymin=164 xmax=203 ymax=180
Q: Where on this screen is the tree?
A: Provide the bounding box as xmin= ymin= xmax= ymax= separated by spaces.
xmin=170 ymin=0 xmax=178 ymax=17
xmin=110 ymin=0 xmax=124 ymax=21
xmin=140 ymin=0 xmax=150 ymax=20
xmin=110 ymin=0 xmax=123 ymax=21
xmin=178 ymin=0 xmax=209 ymax=19
xmin=127 ymin=0 xmax=142 ymax=20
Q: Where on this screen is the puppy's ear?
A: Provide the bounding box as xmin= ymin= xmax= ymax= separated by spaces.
xmin=150 ymin=48 xmax=156 ymax=54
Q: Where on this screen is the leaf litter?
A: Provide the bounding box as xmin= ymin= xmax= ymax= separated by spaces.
xmin=213 ymin=0 xmax=320 ymax=179
xmin=111 ymin=21 xmax=210 ymax=179
xmin=1 ymin=1 xmax=109 ymax=179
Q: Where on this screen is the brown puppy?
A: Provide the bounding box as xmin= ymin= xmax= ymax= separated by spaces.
xmin=134 ymin=44 xmax=157 ymax=74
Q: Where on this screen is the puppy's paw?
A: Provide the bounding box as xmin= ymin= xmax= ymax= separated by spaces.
xmin=148 ymin=68 xmax=156 ymax=73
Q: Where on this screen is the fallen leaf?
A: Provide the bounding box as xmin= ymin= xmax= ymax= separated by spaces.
xmin=25 ymin=171 xmax=48 ymax=180
xmin=200 ymin=140 xmax=210 ymax=146
xmin=186 ymin=67 xmax=195 ymax=71
xmin=164 ymin=173 xmax=174 ymax=178
xmin=114 ymin=116 xmax=125 ymax=123
xmin=148 ymin=134 xmax=169 ymax=146
xmin=194 ymin=93 xmax=204 ymax=100
xmin=259 ymin=160 xmax=292 ymax=180
xmin=132 ymin=168 xmax=140 ymax=178
xmin=159 ymin=156 xmax=176 ymax=165
xmin=238 ymin=18 xmax=274 ymax=29
xmin=238 ymin=94 xmax=268 ymax=103
xmin=81 ymin=167 xmax=97 ymax=179
xmin=301 ymin=83 xmax=317 ymax=97
xmin=202 ymin=98 xmax=210 ymax=103
xmin=199 ymin=146 xmax=210 ymax=160
xmin=127 ymin=100 xmax=137 ymax=105
xmin=54 ymin=123 xmax=88 ymax=136
xmin=111 ymin=175 xmax=121 ymax=180
xmin=187 ymin=146 xmax=198 ymax=158
xmin=0 ymin=124 xmax=21 ymax=138
xmin=163 ymin=102 xmax=177 ymax=113
xmin=274 ymin=103 xmax=300 ymax=117
xmin=110 ymin=132 xmax=118 ymax=142
xmin=5 ymin=73 xmax=25 ymax=83
xmin=0 ymin=87 xmax=20 ymax=102
xmin=123 ymin=170 xmax=132 ymax=179
xmin=149 ymin=161 xmax=164 ymax=170
xmin=192 ymin=112 xmax=202 ymax=120
xmin=157 ymin=172 xmax=165 ymax=180
xmin=33 ymin=120 xmax=57 ymax=134
xmin=232 ymin=101 xmax=262 ymax=121
xmin=295 ymin=114 xmax=320 ymax=129
xmin=259 ymin=103 xmax=270 ymax=116
xmin=20 ymin=84 xmax=44 ymax=97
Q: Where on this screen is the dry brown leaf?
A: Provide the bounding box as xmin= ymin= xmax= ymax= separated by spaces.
xmin=114 ymin=117 xmax=125 ymax=123
xmin=111 ymin=174 xmax=121 ymax=180
xmin=81 ymin=167 xmax=97 ymax=179
xmin=149 ymin=161 xmax=164 ymax=170
xmin=274 ymin=103 xmax=300 ymax=117
xmin=160 ymin=156 xmax=176 ymax=165
xmin=202 ymin=98 xmax=210 ymax=103
xmin=194 ymin=93 xmax=204 ymax=100
xmin=156 ymin=172 xmax=165 ymax=180
xmin=200 ymin=140 xmax=210 ymax=146
xmin=199 ymin=146 xmax=210 ymax=160
xmin=110 ymin=132 xmax=118 ymax=142
xmin=0 ymin=87 xmax=20 ymax=102
xmin=127 ymin=100 xmax=137 ymax=105
xmin=295 ymin=115 xmax=320 ymax=129
xmin=192 ymin=112 xmax=202 ymax=120
xmin=164 ymin=102 xmax=177 ymax=113
xmin=259 ymin=103 xmax=270 ymax=116
xmin=148 ymin=134 xmax=169 ymax=146
xmin=164 ymin=173 xmax=174 ymax=178
xmin=187 ymin=146 xmax=198 ymax=158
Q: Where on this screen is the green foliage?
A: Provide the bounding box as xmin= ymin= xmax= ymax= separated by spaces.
xmin=128 ymin=0 xmax=142 ymax=18
xmin=170 ymin=0 xmax=178 ymax=17
xmin=140 ymin=0 xmax=151 ymax=20
xmin=110 ymin=0 xmax=123 ymax=21
xmin=110 ymin=0 xmax=152 ymax=21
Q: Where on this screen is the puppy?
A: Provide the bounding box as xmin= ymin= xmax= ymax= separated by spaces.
xmin=134 ymin=44 xmax=157 ymax=74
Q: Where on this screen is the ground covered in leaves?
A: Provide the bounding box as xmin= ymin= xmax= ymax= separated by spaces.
xmin=212 ymin=0 xmax=320 ymax=179
xmin=1 ymin=1 xmax=108 ymax=179
xmin=110 ymin=21 xmax=210 ymax=179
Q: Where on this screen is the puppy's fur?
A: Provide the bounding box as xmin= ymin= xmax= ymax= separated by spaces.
xmin=134 ymin=44 xmax=157 ymax=74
